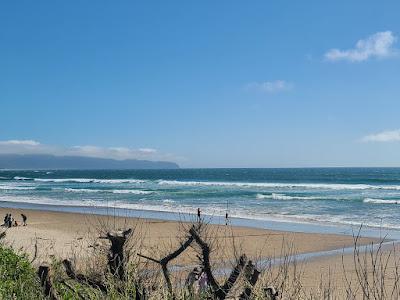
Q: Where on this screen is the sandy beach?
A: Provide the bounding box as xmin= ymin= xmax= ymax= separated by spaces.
xmin=0 ymin=207 xmax=376 ymax=259
xmin=0 ymin=207 xmax=379 ymax=267
xmin=2 ymin=206 xmax=400 ymax=298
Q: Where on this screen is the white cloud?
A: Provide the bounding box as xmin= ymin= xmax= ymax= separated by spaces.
xmin=138 ymin=148 xmax=157 ymax=154
xmin=361 ymin=129 xmax=400 ymax=142
xmin=246 ymin=80 xmax=292 ymax=93
xmin=0 ymin=140 xmax=40 ymax=146
xmin=0 ymin=140 xmax=170 ymax=161
xmin=325 ymin=31 xmax=397 ymax=62
xmin=67 ymin=145 xmax=158 ymax=160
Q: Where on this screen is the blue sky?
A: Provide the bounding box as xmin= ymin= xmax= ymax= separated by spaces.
xmin=1 ymin=1 xmax=400 ymax=167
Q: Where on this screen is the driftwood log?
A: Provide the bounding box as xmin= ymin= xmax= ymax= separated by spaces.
xmin=239 ymin=260 xmax=261 ymax=299
xmin=264 ymin=286 xmax=279 ymax=300
xmin=37 ymin=265 xmax=59 ymax=300
xmin=221 ymin=254 xmax=248 ymax=295
xmin=59 ymin=224 xmax=265 ymax=299
xmin=101 ymin=228 xmax=133 ymax=280
xmin=62 ymin=259 xmax=107 ymax=293
xmin=139 ymin=224 xmax=261 ymax=299
xmin=138 ymin=234 xmax=195 ymax=296
xmin=189 ymin=226 xmax=253 ymax=299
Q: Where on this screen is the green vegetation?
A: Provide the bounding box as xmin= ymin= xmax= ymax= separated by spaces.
xmin=0 ymin=245 xmax=44 ymax=300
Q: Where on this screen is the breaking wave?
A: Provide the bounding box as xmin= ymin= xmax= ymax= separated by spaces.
xmin=0 ymin=185 xmax=36 ymax=191
xmin=64 ymin=188 xmax=102 ymax=193
xmin=64 ymin=188 xmax=153 ymax=195
xmin=111 ymin=190 xmax=152 ymax=195
xmin=157 ymin=180 xmax=400 ymax=190
xmin=33 ymin=178 xmax=145 ymax=184
xmin=363 ymin=198 xmax=400 ymax=204
xmin=14 ymin=176 xmax=34 ymax=181
xmin=256 ymin=193 xmax=319 ymax=200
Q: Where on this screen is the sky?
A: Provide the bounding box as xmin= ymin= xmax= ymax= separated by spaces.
xmin=1 ymin=1 xmax=400 ymax=168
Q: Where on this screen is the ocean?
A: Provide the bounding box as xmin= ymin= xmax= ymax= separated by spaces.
xmin=1 ymin=168 xmax=400 ymax=231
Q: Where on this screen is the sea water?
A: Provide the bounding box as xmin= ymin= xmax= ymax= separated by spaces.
xmin=1 ymin=168 xmax=400 ymax=231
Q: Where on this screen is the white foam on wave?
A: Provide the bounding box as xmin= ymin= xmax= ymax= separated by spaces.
xmin=112 ymin=190 xmax=152 ymax=195
xmin=95 ymin=179 xmax=145 ymax=184
xmin=0 ymin=185 xmax=36 ymax=191
xmin=256 ymin=193 xmax=319 ymax=200
xmin=157 ymin=180 xmax=400 ymax=190
xmin=363 ymin=198 xmax=400 ymax=204
xmin=0 ymin=194 xmax=101 ymax=207
xmin=64 ymin=188 xmax=102 ymax=193
xmin=12 ymin=176 xmax=400 ymax=191
xmin=2 ymin=194 xmax=400 ymax=230
xmin=14 ymin=176 xmax=33 ymax=181
xmin=34 ymin=178 xmax=145 ymax=184
xmin=162 ymin=199 xmax=175 ymax=203
xmin=0 ymin=195 xmax=182 ymax=214
xmin=63 ymin=188 xmax=153 ymax=195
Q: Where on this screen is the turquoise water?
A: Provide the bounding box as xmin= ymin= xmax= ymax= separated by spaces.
xmin=1 ymin=168 xmax=400 ymax=230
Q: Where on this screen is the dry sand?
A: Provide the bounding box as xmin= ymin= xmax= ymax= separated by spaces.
xmin=0 ymin=207 xmax=376 ymax=262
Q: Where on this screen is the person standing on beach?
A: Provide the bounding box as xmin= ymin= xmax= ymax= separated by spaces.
xmin=2 ymin=214 xmax=9 ymax=226
xmin=8 ymin=214 xmax=13 ymax=228
xmin=21 ymin=214 xmax=27 ymax=226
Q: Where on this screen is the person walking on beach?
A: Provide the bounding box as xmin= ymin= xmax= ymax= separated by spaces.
xmin=21 ymin=213 xmax=27 ymax=226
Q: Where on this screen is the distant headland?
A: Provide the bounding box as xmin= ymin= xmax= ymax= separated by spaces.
xmin=0 ymin=154 xmax=179 ymax=169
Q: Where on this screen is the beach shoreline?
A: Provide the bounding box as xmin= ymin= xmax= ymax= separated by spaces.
xmin=1 ymin=200 xmax=399 ymax=240
xmin=0 ymin=205 xmax=381 ymax=263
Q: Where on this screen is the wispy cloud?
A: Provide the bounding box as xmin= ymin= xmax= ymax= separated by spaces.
xmin=245 ymin=80 xmax=293 ymax=93
xmin=67 ymin=145 xmax=159 ymax=160
xmin=325 ymin=31 xmax=397 ymax=62
xmin=361 ymin=129 xmax=400 ymax=142
xmin=0 ymin=140 xmax=40 ymax=146
xmin=0 ymin=139 xmax=174 ymax=161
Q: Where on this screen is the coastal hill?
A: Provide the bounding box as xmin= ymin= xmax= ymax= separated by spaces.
xmin=0 ymin=154 xmax=179 ymax=170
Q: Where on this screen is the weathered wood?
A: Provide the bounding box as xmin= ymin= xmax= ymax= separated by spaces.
xmin=137 ymin=234 xmax=195 ymax=297
xmin=137 ymin=224 xmax=259 ymax=300
xmin=238 ymin=260 xmax=261 ymax=300
xmin=104 ymin=228 xmax=132 ymax=280
xmin=37 ymin=265 xmax=58 ymax=300
xmin=135 ymin=284 xmax=147 ymax=300
xmin=189 ymin=226 xmax=226 ymax=299
xmin=30 ymin=239 xmax=38 ymax=263
xmin=62 ymin=259 xmax=107 ymax=293
xmin=160 ymin=235 xmax=194 ymax=265
xmin=221 ymin=254 xmax=247 ymax=296
xmin=137 ymin=253 xmax=160 ymax=264
xmin=263 ymin=286 xmax=279 ymax=300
